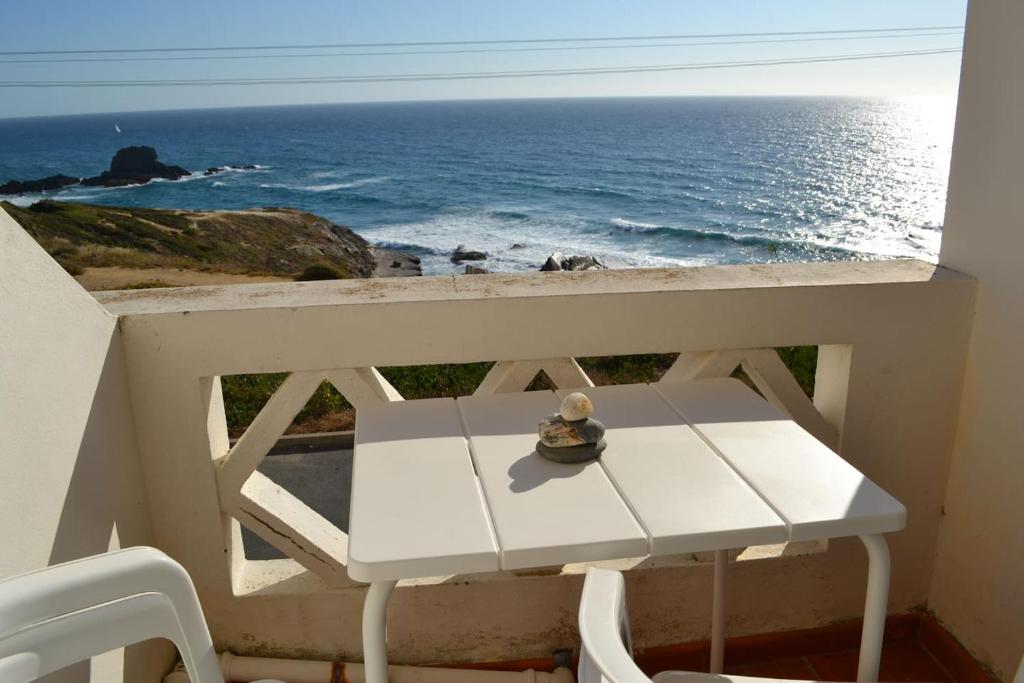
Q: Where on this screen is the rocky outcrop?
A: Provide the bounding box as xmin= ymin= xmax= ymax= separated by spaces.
xmin=0 ymin=174 xmax=80 ymax=195
xmin=2 ymin=200 xmax=385 ymax=279
xmin=0 ymin=147 xmax=262 ymax=195
xmin=371 ymin=247 xmax=422 ymax=277
xmin=81 ymin=146 xmax=190 ymax=187
xmin=451 ymin=245 xmax=487 ymax=263
xmin=539 ymin=253 xmax=607 ymax=272
xmin=464 ymin=264 xmax=490 ymax=274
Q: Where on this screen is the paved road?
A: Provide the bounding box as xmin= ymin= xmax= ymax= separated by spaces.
xmin=242 ymin=447 xmax=353 ymax=560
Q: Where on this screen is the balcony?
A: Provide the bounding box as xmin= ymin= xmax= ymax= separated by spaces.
xmin=4 ymin=205 xmax=994 ymax=680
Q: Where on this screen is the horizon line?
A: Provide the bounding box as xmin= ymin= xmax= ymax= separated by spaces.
xmin=0 ymin=92 xmax=956 ymax=122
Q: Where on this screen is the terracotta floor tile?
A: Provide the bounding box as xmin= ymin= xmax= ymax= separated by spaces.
xmin=636 ymin=649 xmax=708 ymax=677
xmin=809 ymin=642 xmax=953 ymax=683
xmin=728 ymin=656 xmax=819 ymax=679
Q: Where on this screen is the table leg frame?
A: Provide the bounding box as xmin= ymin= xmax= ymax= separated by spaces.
xmin=359 ymin=537 xmax=887 ymax=683
xmin=857 ymin=534 xmax=891 ymax=682
xmin=710 ymin=549 xmax=727 ymax=674
xmin=363 ymin=579 xmax=398 ymax=683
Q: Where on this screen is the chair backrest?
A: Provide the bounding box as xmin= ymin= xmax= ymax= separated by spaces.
xmin=580 ymin=569 xmax=1024 ymax=683
xmin=578 ymin=568 xmax=653 ymax=683
xmin=0 ymin=547 xmax=224 ymax=683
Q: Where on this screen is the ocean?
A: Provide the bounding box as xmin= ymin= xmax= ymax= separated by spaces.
xmin=0 ymin=97 xmax=955 ymax=275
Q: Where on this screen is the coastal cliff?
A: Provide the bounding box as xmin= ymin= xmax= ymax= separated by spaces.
xmin=1 ymin=199 xmax=419 ymax=289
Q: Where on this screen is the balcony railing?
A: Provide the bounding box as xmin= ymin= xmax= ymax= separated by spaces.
xmin=94 ymin=259 xmax=974 ymax=664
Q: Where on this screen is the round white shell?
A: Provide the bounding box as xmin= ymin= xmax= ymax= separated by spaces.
xmin=560 ymin=392 xmax=594 ymax=421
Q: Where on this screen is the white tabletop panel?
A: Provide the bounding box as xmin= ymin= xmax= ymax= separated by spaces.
xmin=555 ymin=384 xmax=788 ymax=554
xmin=654 ymin=378 xmax=906 ymax=541
xmin=348 ymin=380 xmax=905 ymax=583
xmin=348 ymin=398 xmax=499 ymax=582
xmin=456 ymin=391 xmax=649 ymax=570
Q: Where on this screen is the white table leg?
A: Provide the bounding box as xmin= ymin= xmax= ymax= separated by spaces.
xmin=710 ymin=549 xmax=727 ymax=674
xmin=857 ymin=534 xmax=890 ymax=682
xmin=363 ymin=579 xmax=397 ymax=683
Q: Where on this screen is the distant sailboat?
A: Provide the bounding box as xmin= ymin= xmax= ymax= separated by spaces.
xmin=114 ymin=124 xmax=121 ymax=133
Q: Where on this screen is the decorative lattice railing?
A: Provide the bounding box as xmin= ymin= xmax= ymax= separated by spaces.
xmin=211 ymin=349 xmax=835 ymax=589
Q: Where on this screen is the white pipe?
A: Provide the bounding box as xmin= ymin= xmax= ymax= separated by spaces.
xmin=709 ymin=549 xmax=727 ymax=674
xmin=164 ymin=652 xmax=575 ymax=683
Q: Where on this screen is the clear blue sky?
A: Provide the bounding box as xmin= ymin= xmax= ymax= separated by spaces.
xmin=0 ymin=0 xmax=967 ymax=118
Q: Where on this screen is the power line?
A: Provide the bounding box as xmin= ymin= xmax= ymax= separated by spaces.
xmin=0 ymin=31 xmax=964 ymax=65
xmin=0 ymin=48 xmax=962 ymax=88
xmin=0 ymin=26 xmax=965 ymax=56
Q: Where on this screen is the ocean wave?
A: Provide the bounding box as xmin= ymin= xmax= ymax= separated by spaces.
xmin=489 ymin=210 xmax=530 ymax=221
xmin=371 ymin=239 xmax=447 ymax=255
xmin=611 ymin=217 xmax=780 ymax=246
xmin=307 ymin=176 xmax=390 ymax=191
xmin=216 ymin=164 xmax=270 ymax=174
xmin=609 ymin=218 xmax=661 ymax=232
xmin=609 ymin=217 xmax=857 ymax=256
xmin=150 ymin=171 xmax=207 ymax=184
xmin=258 ymin=176 xmax=389 ymax=192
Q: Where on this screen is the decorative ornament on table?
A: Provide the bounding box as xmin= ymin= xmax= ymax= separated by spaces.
xmin=536 ymin=392 xmax=607 ymax=463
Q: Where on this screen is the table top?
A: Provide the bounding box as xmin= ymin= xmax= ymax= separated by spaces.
xmin=347 ymin=378 xmax=905 ymax=582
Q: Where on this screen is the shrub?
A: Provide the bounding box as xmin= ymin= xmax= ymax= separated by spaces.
xmin=294 ymin=263 xmax=347 ymax=281
xmin=123 ymin=280 xmax=173 ymax=289
xmin=29 ymin=200 xmax=64 ymax=213
xmin=57 ymin=259 xmax=84 ymax=276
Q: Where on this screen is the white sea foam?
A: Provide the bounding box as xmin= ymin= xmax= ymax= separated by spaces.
xmin=363 ymin=207 xmax=699 ymax=276
xmin=258 ymin=176 xmax=389 ymax=192
xmin=610 ymin=217 xmax=662 ymax=232
xmin=304 ymin=176 xmax=390 ymax=191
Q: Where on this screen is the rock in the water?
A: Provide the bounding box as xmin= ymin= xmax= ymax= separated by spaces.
xmin=510 ymin=243 xmax=526 ymax=250
xmin=560 ymin=392 xmax=594 ymax=421
xmin=562 ymin=255 xmax=606 ymax=271
xmin=451 ymin=244 xmax=487 ymax=262
xmin=539 ymin=255 xmax=563 ymax=271
xmin=538 ymin=414 xmax=606 ymax=448
xmin=81 ymin=146 xmax=190 ymax=187
xmin=539 ymin=253 xmax=606 ymax=271
xmin=464 ymin=264 xmax=490 ymax=274
xmin=0 ymin=174 xmax=80 ymax=196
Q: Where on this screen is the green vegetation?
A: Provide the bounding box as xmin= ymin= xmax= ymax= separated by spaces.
xmin=294 ymin=263 xmax=348 ymax=281
xmin=122 ymin=280 xmax=174 ymax=289
xmin=220 ymin=347 xmax=818 ymax=437
xmin=2 ymin=199 xmax=375 ymax=279
xmin=774 ymin=346 xmax=818 ymax=396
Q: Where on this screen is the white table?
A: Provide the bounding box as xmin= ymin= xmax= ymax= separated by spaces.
xmin=348 ymin=379 xmax=905 ymax=683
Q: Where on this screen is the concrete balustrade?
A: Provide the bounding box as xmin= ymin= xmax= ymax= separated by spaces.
xmin=80 ymin=259 xmax=974 ymax=665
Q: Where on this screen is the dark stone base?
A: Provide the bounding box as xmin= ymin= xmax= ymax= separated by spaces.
xmin=536 ymin=439 xmax=607 ymax=464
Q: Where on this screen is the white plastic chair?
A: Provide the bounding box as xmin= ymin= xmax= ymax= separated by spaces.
xmin=0 ymin=547 xmax=226 ymax=683
xmin=579 ymin=568 xmax=1024 ymax=683
xmin=579 ymin=566 xmax=808 ymax=683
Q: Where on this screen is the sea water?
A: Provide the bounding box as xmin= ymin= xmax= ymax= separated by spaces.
xmin=0 ymin=97 xmax=955 ymax=275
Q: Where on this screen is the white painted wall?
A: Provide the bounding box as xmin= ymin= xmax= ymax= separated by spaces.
xmin=933 ymin=1 xmax=1024 ymax=680
xmin=0 ymin=208 xmax=169 ymax=682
